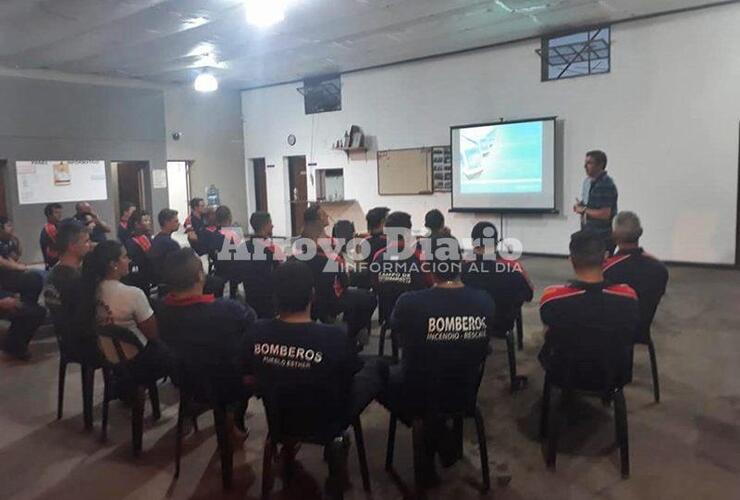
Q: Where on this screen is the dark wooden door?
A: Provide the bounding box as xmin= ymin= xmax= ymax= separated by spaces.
xmin=253 ymin=158 xmax=268 ymax=212
xmin=117 ymin=162 xmax=145 ymax=211
xmin=288 ymin=156 xmax=307 ymax=236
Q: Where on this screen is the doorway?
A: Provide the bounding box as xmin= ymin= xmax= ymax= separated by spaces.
xmin=113 ymin=161 xmax=149 ymax=216
xmin=252 ymin=158 xmax=268 ymax=212
xmin=288 ymin=156 xmax=307 ymax=237
xmin=167 ymin=161 xmax=191 ymax=227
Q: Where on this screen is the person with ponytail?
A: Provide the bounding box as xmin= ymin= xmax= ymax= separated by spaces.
xmin=78 ymin=240 xmax=169 ymax=382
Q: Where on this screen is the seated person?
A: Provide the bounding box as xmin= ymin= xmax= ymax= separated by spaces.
xmin=539 ymin=230 xmax=639 ymax=391
xmin=78 ymin=240 xmax=168 ymax=383
xmin=370 ymin=211 xmax=432 ymax=325
xmin=462 ymin=221 xmax=534 ymax=334
xmin=0 ymin=216 xmax=43 ymax=304
xmin=184 ymin=197 xmax=207 ymax=255
xmin=150 ymin=208 xmax=225 ymax=298
xmin=380 ymin=245 xmax=494 ymax=479
xmin=40 ymin=203 xmax=63 ymax=269
xmin=244 ymin=259 xmax=383 ymax=438
xmin=149 ymin=208 xmax=181 ymax=285
xmin=205 ymin=205 xmax=246 ymax=288
xmin=117 ymin=201 xmax=136 ymax=243
xmin=74 ymin=202 xmax=111 ymax=243
xmin=298 ymin=205 xmax=376 ymax=343
xmin=424 ymin=209 xmax=451 ymax=240
xmin=43 ymin=221 xmax=96 ymax=362
xmin=352 ymin=206 xmax=389 ymax=289
xmin=604 ymin=211 xmax=669 ymax=344
xmin=157 ymin=248 xmax=255 ymax=434
xmin=0 ymin=292 xmax=46 ymax=361
xmin=242 ymin=211 xmax=283 ymax=318
xmin=124 ymin=210 xmax=154 ymax=293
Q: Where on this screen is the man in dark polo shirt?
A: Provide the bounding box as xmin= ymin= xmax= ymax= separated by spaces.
xmin=0 ymin=216 xmax=43 ymax=304
xmin=351 ymin=206 xmax=389 ymax=289
xmin=370 ymin=211 xmax=433 ymax=326
xmin=157 ymin=248 xmax=255 ymax=435
xmin=149 ymin=208 xmax=181 ymax=285
xmin=124 ymin=210 xmax=154 ymax=293
xmin=574 ymin=150 xmax=618 ymax=254
xmin=381 ymin=246 xmax=493 ymax=479
xmin=242 ymin=211 xmax=283 ymax=318
xmin=244 ymin=260 xmax=384 ymax=462
xmin=539 ymin=230 xmax=639 ymax=391
xmin=603 ymin=212 xmax=669 ymax=400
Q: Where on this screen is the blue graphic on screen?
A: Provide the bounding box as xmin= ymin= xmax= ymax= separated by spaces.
xmin=459 ymin=121 xmax=543 ymax=194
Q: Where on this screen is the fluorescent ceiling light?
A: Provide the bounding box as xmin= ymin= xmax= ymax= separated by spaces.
xmin=194 ymin=71 xmax=218 ymax=92
xmin=245 ymin=0 xmax=288 ymax=27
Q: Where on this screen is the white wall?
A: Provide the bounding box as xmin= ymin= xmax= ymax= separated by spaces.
xmin=242 ymin=4 xmax=740 ymax=264
xmin=165 ymin=87 xmax=248 ymax=226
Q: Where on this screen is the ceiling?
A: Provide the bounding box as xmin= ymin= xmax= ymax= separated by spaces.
xmin=0 ymin=0 xmax=731 ymax=89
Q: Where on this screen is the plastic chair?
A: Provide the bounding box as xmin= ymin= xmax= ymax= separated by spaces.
xmin=96 ymin=325 xmax=162 ymax=455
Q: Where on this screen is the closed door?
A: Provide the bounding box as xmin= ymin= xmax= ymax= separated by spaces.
xmin=288 ymin=156 xmax=307 ymax=236
xmin=252 ymin=158 xmax=268 ymax=212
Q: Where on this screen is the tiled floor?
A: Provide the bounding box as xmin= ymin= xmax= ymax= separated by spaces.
xmin=1 ymin=257 xmax=739 ymax=500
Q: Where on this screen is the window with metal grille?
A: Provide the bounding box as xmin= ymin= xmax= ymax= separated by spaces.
xmin=540 ymin=27 xmax=611 ymax=81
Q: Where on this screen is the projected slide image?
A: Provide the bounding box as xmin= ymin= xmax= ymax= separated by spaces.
xmin=459 ymin=121 xmax=543 ymax=194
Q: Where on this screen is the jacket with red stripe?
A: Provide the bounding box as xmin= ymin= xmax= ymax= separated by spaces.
xmin=39 ymin=222 xmax=59 ymax=268
xmin=603 ymin=248 xmax=668 ymax=343
xmin=538 ymin=280 xmax=639 ymax=390
xmin=125 ymin=233 xmax=154 ymax=284
xmin=296 ymin=239 xmax=349 ymax=321
xmin=370 ymin=240 xmax=433 ymax=323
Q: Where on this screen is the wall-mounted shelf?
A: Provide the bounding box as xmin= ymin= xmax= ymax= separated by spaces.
xmin=332 ymin=146 xmax=368 ymax=158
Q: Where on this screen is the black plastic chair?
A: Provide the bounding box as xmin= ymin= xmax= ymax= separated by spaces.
xmin=96 ymin=325 xmax=162 ymax=456
xmin=376 ymin=289 xmax=400 ymax=360
xmin=259 ymin=380 xmax=371 ymax=500
xmin=49 ymin=308 xmax=102 ymax=431
xmin=385 ymin=362 xmax=490 ymax=498
xmin=538 ymin=331 xmax=633 ymax=478
xmin=639 ymin=339 xmax=660 ymax=403
xmin=173 ymin=382 xmax=235 ymax=489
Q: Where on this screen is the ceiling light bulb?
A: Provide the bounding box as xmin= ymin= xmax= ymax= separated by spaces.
xmin=194 ymin=71 xmax=218 ymax=92
xmin=245 ymin=0 xmax=287 ymax=27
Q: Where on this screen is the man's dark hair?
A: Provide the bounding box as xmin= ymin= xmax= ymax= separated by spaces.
xmin=569 ymin=230 xmax=606 ymax=269
xmin=158 ymin=208 xmax=178 ymax=228
xmin=120 ymin=201 xmax=135 ymax=216
xmin=366 ymin=207 xmax=390 ymax=231
xmin=471 ymin=221 xmax=499 ymax=249
xmin=162 ymin=248 xmax=203 ymax=291
xmin=44 ymin=203 xmax=62 ymax=218
xmin=274 ymin=259 xmax=314 ymax=313
xmin=0 ymin=216 xmax=10 ymax=231
xmin=303 ymin=204 xmax=322 ymax=224
xmin=215 ymin=205 xmax=232 ymax=225
xmin=424 ymin=209 xmax=445 ymax=231
xmin=586 ymin=150 xmax=608 ymax=169
xmin=190 ymin=197 xmax=204 ymax=210
xmin=384 ymin=211 xmax=412 ymax=230
xmin=429 ymin=237 xmax=462 ymax=281
xmin=332 ymin=220 xmax=355 ymax=241
xmin=127 ymin=209 xmax=149 ymax=230
xmin=56 ymin=220 xmax=86 ymax=253
xmin=250 ymin=211 xmax=271 ymax=233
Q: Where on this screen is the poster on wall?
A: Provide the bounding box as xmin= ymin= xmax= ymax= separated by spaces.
xmin=16 ymin=160 xmax=107 ymax=205
xmin=432 ymin=146 xmax=452 ymax=192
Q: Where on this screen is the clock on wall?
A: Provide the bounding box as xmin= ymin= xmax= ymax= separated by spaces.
xmin=287 ymin=134 xmax=296 ymax=146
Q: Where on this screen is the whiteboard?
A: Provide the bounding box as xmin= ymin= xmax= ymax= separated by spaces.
xmin=16 ymin=161 xmax=108 ymax=205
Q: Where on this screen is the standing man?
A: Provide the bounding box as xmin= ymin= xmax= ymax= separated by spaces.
xmin=40 ymin=203 xmax=63 ymax=269
xmin=573 ymin=150 xmax=618 ymax=254
xmin=117 ymin=201 xmax=137 ymax=243
xmin=75 ymin=202 xmax=111 ymax=243
xmin=149 ymin=209 xmax=181 ymax=286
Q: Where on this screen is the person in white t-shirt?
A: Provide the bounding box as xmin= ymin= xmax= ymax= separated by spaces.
xmin=79 ymin=240 xmax=168 ymax=381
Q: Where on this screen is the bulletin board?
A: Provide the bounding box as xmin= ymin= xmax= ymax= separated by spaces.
xmin=16 ymin=160 xmax=107 ymax=205
xmin=377 ymin=148 xmax=433 ymax=195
